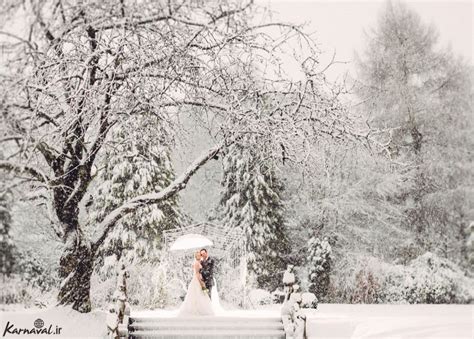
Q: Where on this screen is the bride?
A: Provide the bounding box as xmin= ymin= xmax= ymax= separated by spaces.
xmin=177 ymin=251 xmax=215 ymax=316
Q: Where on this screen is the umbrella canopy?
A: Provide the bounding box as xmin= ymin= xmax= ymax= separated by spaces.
xmin=169 ymin=233 xmax=213 ymax=252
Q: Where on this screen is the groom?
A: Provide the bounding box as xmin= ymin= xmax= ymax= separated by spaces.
xmin=200 ymin=248 xmax=215 ymax=299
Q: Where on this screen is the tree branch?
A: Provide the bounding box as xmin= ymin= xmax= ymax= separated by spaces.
xmin=91 ymin=143 xmax=222 ymax=253
xmin=157 ymin=100 xmax=228 ymax=112
xmin=0 ymin=161 xmax=50 ymax=183
xmin=96 ymin=14 xmax=171 ymax=30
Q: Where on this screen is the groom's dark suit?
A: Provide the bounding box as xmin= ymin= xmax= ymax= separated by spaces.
xmin=200 ymin=257 xmax=215 ymax=298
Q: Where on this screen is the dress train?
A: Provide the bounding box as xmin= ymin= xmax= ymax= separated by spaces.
xmin=177 ymin=273 xmax=214 ymax=316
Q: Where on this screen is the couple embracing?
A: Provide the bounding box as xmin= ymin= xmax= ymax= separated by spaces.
xmin=178 ymin=248 xmax=216 ymax=316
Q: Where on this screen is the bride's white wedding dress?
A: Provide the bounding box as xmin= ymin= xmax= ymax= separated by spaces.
xmin=177 ymin=260 xmax=215 ymax=316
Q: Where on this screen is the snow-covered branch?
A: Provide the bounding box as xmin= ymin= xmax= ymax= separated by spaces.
xmin=91 ymin=143 xmax=222 ymax=252
xmin=0 ymin=160 xmax=50 ymax=183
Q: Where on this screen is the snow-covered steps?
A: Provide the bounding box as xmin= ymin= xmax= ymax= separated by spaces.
xmin=128 ymin=315 xmax=285 ymax=339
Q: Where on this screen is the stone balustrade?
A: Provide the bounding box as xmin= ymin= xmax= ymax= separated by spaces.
xmin=106 ymin=264 xmax=131 ymax=339
xmin=281 ymin=265 xmax=317 ymax=339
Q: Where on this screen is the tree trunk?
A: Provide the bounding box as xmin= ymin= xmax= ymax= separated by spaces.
xmin=57 ymin=230 xmax=94 ymax=313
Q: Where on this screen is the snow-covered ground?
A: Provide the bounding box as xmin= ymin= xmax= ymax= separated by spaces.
xmin=1 ymin=303 xmax=472 ymax=338
xmin=0 ymin=305 xmax=107 ymax=338
xmin=134 ymin=303 xmax=473 ymax=338
xmin=305 ymin=304 xmax=473 ymax=339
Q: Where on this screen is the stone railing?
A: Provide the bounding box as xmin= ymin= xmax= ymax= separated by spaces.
xmin=106 ymin=264 xmax=131 ymax=339
xmin=281 ymin=265 xmax=317 ymax=339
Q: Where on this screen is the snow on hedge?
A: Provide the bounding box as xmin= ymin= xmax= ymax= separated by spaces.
xmin=333 ymin=251 xmax=473 ymax=304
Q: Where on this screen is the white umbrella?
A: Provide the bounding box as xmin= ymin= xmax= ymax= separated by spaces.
xmin=169 ymin=233 xmax=213 ymax=252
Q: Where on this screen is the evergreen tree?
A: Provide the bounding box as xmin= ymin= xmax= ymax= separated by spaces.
xmin=220 ymin=142 xmax=290 ymax=292
xmin=355 ymin=0 xmax=473 ymax=263
xmin=307 ymin=236 xmax=332 ymax=302
xmin=89 ymin=113 xmax=181 ymax=277
xmin=355 ymin=0 xmax=442 ymax=156
xmin=0 ymin=192 xmax=15 ymax=277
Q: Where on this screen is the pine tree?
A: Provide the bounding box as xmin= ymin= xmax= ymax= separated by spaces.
xmin=0 ymin=192 xmax=15 ymax=277
xmin=89 ymin=113 xmax=181 ymax=277
xmin=307 ymin=236 xmax=332 ymax=302
xmin=220 ymin=142 xmax=290 ymax=292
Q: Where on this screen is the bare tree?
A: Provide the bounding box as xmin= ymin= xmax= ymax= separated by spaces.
xmin=0 ymin=0 xmax=368 ymax=312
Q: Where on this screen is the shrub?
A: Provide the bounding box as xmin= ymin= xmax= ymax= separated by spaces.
xmin=301 ymin=292 xmax=318 ymax=308
xmin=329 ymin=252 xmax=473 ymax=304
xmin=380 ymin=252 xmax=472 ymax=304
xmin=248 ymin=289 xmax=272 ymax=306
xmin=350 ymin=269 xmax=381 ymax=303
xmin=0 ymin=248 xmax=59 ymax=308
xmin=272 ymin=289 xmax=286 ymax=304
xmin=0 ymin=274 xmax=58 ymax=308
xmin=91 ymin=260 xmax=181 ymax=310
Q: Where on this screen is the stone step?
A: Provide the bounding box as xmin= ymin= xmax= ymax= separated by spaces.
xmin=129 ymin=329 xmax=285 ymax=339
xmin=129 ymin=321 xmax=284 ymax=331
xmin=130 ymin=316 xmax=282 ymax=324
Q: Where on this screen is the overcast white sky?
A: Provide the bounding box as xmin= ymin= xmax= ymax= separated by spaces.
xmin=256 ymin=0 xmax=473 ymax=80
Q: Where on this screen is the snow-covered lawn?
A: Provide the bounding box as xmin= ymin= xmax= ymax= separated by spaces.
xmin=1 ymin=303 xmax=472 ymax=338
xmin=305 ymin=303 xmax=473 ymax=339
